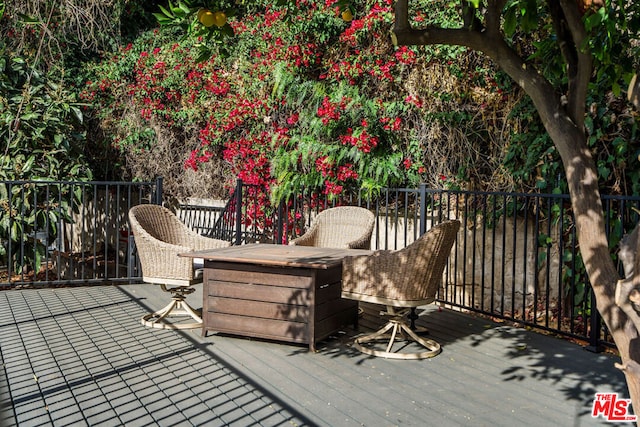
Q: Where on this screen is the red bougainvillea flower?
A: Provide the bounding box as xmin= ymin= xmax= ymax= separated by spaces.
xmin=317 ymin=96 xmax=341 ymax=124
xmin=287 ymin=113 xmax=299 ymax=125
xmin=337 ymin=164 xmax=358 ymax=180
xmin=324 ymin=180 xmax=343 ymax=196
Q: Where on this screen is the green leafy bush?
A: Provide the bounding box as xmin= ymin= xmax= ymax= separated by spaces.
xmin=76 ymin=0 xmax=640 ymax=206
xmin=84 ymin=0 xmax=528 ymax=202
xmin=0 ymin=44 xmax=91 ymax=273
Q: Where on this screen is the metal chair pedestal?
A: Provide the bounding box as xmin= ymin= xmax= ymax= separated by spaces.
xmin=141 ymin=284 xmax=203 ymax=330
xmin=352 ymin=307 xmax=440 ymax=360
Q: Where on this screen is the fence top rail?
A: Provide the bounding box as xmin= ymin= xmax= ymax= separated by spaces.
xmin=245 ymin=180 xmax=640 ymax=205
xmin=178 ymin=204 xmax=225 ymax=210
xmin=1 ymin=180 xmax=156 ymax=186
xmin=423 ymin=188 xmax=573 ymax=200
xmin=423 ymin=187 xmax=640 ymax=203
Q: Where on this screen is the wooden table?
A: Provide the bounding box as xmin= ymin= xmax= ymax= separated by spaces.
xmin=183 ymin=244 xmax=371 ymax=351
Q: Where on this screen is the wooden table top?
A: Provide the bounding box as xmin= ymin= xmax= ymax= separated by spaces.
xmin=182 ymin=244 xmax=371 ymax=269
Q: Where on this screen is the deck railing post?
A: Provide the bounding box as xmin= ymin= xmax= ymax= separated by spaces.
xmin=235 ymin=178 xmax=243 ymax=246
xmin=6 ymin=181 xmax=13 ymax=283
xmin=274 ymin=200 xmax=283 ymax=245
xmin=154 ymin=177 xmax=163 ymax=205
xmin=419 ymin=183 xmax=427 ymax=235
xmin=585 ymin=287 xmax=604 ymax=353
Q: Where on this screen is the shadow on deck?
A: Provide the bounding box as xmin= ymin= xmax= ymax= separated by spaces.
xmin=0 ymin=284 xmax=628 ymax=426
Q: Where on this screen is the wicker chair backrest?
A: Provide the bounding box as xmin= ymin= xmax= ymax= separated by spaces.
xmin=128 ymin=204 xmax=230 ymax=283
xmin=312 ymin=206 xmax=375 ymax=249
xmin=341 ymin=219 xmax=460 ymax=305
xmin=399 ymin=219 xmax=461 ymax=301
xmin=130 ymin=204 xmax=192 ymax=247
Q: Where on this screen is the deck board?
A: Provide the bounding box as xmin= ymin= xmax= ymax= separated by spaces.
xmin=0 ymin=283 xmax=629 ymax=426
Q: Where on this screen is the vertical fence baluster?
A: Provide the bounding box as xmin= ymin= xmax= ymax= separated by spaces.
xmin=234 ymin=178 xmax=243 ymax=246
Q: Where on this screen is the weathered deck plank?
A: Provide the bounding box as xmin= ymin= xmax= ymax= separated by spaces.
xmin=0 ymin=283 xmax=628 ymax=426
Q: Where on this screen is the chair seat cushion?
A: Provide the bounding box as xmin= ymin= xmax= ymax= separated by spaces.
xmin=341 ymin=290 xmax=434 ymax=308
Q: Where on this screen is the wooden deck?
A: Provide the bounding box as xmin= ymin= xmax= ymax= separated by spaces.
xmin=0 ymin=283 xmax=628 ymax=426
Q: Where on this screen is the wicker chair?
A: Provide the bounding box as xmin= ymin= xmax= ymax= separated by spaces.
xmin=341 ymin=219 xmax=460 ymax=359
xmin=290 ymin=206 xmax=375 ymax=249
xmin=129 ymin=204 xmax=230 ymax=329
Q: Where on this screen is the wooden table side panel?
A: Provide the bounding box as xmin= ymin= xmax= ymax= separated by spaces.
xmin=203 ymin=254 xmax=358 ymax=349
xmin=207 ymin=280 xmax=311 ymax=305
xmin=207 ymin=312 xmax=309 ymax=343
xmin=208 ymin=297 xmax=309 ymax=322
xmin=315 ymin=280 xmax=342 ymax=305
xmin=315 ymin=298 xmax=357 ymax=322
xmin=207 ymin=261 xmax=314 ymax=289
xmin=314 ymin=308 xmax=358 ymax=342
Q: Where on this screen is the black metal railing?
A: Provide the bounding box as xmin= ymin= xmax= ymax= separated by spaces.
xmin=189 ymin=180 xmax=270 ymax=244
xmin=1 ymin=178 xmax=161 ymax=287
xmin=177 ymin=203 xmax=225 ymax=236
xmin=3 ymin=177 xmax=638 ymax=350
xmin=214 ymin=181 xmax=640 ymax=350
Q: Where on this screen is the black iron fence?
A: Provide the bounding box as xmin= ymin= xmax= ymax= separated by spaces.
xmin=217 ymin=181 xmax=640 ymax=350
xmin=2 ymin=177 xmax=638 ymax=350
xmin=0 ymin=178 xmax=161 ymax=287
xmin=177 ymin=202 xmax=226 ymax=236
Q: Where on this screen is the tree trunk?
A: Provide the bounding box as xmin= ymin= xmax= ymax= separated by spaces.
xmin=531 ymin=74 xmax=640 ymax=419
xmin=498 ymin=48 xmax=640 ymax=425
xmin=391 ymin=0 xmax=640 ymax=417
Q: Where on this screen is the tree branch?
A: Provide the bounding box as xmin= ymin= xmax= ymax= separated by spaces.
xmin=557 ymin=0 xmax=592 ymax=130
xmin=393 ymin=2 xmax=599 ymax=213
xmin=393 ymin=26 xmax=486 ymax=50
xmin=616 ymin=276 xmax=640 ymax=334
xmin=394 ymin=0 xmax=410 ymax=32
xmin=616 ymin=360 xmax=640 ymax=378
xmin=494 ymin=0 xmax=508 ymax=11
xmin=485 ymin=0 xmax=507 ymax=36
xmin=461 ymin=1 xmax=483 ymax=31
xmin=547 ymin=1 xmax=577 ymax=73
xmin=392 ymin=3 xmax=560 ymax=127
xmin=629 ymin=73 xmax=640 ymax=110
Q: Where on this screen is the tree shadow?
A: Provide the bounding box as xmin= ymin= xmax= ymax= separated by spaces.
xmin=312 ymin=302 xmax=626 ymax=419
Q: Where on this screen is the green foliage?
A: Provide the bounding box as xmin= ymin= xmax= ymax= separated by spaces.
xmin=154 ymin=0 xmax=237 ymax=59
xmin=0 ymin=52 xmax=90 ymax=181
xmin=77 ymin=0 xmax=640 ymax=205
xmin=0 ymin=0 xmax=132 ymax=74
xmin=272 ymin=79 xmax=412 ymax=200
xmin=0 ymin=44 xmax=91 ymax=273
xmin=502 ymin=0 xmax=539 ymax=36
xmin=586 ymin=1 xmax=639 ymax=96
xmin=497 ymin=0 xmax=640 ymax=195
xmin=503 ymin=97 xmax=561 ymax=192
xmin=85 ymin=0 xmax=433 ymax=201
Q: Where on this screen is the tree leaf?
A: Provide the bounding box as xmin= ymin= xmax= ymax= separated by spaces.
xmin=178 ymin=1 xmax=192 ymax=15
xmin=21 ymin=156 xmax=35 ymax=174
xmin=503 ymin=7 xmax=517 ymax=36
xmin=70 ymin=106 xmax=83 ymax=124
xmin=157 ymin=5 xmax=174 ymax=19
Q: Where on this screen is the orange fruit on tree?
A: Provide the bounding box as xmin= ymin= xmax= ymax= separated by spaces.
xmin=212 ymin=11 xmax=227 ymax=27
xmin=199 ymin=10 xmax=216 ymax=27
xmin=341 ymin=9 xmax=353 ymax=22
